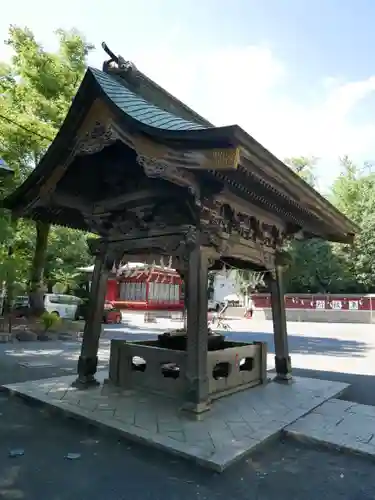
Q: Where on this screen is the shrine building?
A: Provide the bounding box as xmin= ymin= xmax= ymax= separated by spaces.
xmin=78 ymin=261 xmax=183 ymax=311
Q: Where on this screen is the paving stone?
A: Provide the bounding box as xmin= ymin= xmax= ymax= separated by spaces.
xmin=335 ymin=413 xmax=375 ymax=441
xmin=134 ymin=410 xmax=158 ymax=432
xmin=314 ymin=398 xmax=355 ymax=416
xmin=226 ymin=421 xmax=254 ymax=440
xmin=77 ymin=397 xmax=99 ymax=411
xmin=348 ymin=402 xmax=375 ymax=418
xmin=165 ymin=430 xmax=186 ymax=442
xmin=2 ymin=373 xmax=348 ymax=471
xmin=287 ymin=398 xmax=375 ymax=460
xmin=113 ymin=410 xmax=135 ymax=425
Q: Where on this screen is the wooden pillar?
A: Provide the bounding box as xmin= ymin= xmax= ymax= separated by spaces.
xmin=270 ymin=262 xmax=292 ymax=381
xmin=183 ymin=234 xmax=210 ymax=416
xmin=74 ymin=242 xmax=110 ymax=388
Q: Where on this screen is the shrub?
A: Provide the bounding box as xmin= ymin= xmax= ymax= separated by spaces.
xmin=40 ymin=311 xmax=61 ymax=332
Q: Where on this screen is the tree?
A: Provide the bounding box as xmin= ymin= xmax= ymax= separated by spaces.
xmin=234 ymin=270 xmax=265 ymax=305
xmin=285 ymin=156 xmax=318 ymax=186
xmin=331 ymin=156 xmax=375 ymax=292
xmin=0 ymin=26 xmax=94 ymax=313
xmin=284 ymin=238 xmax=351 ymax=293
xmin=45 ymin=227 xmax=91 ymax=292
xmin=280 ymin=156 xmax=353 ymax=293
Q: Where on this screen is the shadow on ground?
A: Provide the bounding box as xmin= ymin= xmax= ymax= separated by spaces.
xmin=222 ymin=330 xmax=369 ymax=357
xmin=0 ymin=324 xmax=369 ymax=388
xmin=106 ymin=326 xmax=370 ymax=358
xmin=292 ymin=367 xmax=375 ymax=406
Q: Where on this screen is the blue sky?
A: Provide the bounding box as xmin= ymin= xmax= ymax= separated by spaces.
xmin=1 ymin=0 xmax=375 ymax=191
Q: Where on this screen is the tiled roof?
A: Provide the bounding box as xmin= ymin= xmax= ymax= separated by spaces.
xmin=90 ymin=67 xmax=205 ymax=132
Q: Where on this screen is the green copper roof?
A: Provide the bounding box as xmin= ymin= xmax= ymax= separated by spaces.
xmin=90 ymin=67 xmax=205 ymax=132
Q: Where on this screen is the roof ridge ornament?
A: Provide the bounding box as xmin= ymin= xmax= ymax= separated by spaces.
xmin=101 ymin=42 xmax=137 ymax=76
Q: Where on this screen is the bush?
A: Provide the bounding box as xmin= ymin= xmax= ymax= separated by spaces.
xmin=40 ymin=311 xmax=61 ymax=332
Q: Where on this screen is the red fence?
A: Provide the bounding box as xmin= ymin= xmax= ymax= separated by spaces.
xmin=252 ymin=293 xmax=375 ymax=311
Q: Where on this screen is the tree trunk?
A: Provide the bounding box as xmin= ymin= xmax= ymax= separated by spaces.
xmin=5 ymin=216 xmax=19 ymax=332
xmin=29 ymin=221 xmax=50 ymax=316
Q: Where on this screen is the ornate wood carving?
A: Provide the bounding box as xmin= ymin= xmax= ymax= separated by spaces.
xmin=75 ymin=122 xmax=119 ymax=156
xmin=136 ymin=154 xmax=201 ymax=200
xmin=200 ymin=199 xmax=287 ymax=250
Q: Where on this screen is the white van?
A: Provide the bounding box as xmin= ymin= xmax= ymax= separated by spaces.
xmin=12 ymin=294 xmax=82 ymax=319
xmin=44 ymin=294 xmax=82 ymax=319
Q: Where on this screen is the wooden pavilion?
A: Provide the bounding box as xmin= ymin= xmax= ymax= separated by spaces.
xmin=2 ymin=44 xmax=356 ymax=416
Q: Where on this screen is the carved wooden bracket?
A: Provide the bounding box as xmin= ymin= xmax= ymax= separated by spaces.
xmin=200 ymin=199 xmax=287 ymax=251
xmin=136 ymin=154 xmax=201 ymax=202
xmin=75 ymin=122 xmax=119 ymax=156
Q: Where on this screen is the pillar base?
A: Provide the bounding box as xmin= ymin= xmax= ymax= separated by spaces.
xmin=180 ymin=400 xmax=211 ymax=420
xmin=274 ymin=355 xmax=292 ymax=383
xmin=72 ymin=356 xmax=100 ymax=389
xmin=72 ymin=376 xmax=100 ymax=389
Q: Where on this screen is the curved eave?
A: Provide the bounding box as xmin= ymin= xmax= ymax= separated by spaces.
xmin=232 ymin=127 xmax=358 ymax=241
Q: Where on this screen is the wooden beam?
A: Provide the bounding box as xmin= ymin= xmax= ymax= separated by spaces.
xmin=46 ymin=193 xmax=94 ymax=213
xmin=93 ymin=187 xmax=184 ymax=212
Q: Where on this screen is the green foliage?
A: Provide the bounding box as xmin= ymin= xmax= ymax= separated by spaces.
xmin=285 ymin=156 xmax=318 ymax=186
xmin=331 ymin=157 xmax=375 ymax=292
xmin=0 ymin=26 xmax=93 ymax=305
xmin=40 ymin=310 xmax=61 ymax=332
xmin=284 ymin=155 xmax=375 ymax=294
xmin=284 ymin=239 xmax=351 ymax=293
xmin=235 ymin=270 xmax=265 ymax=295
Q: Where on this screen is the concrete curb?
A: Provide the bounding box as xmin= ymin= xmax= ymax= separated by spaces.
xmin=285 ymin=430 xmax=375 ymax=463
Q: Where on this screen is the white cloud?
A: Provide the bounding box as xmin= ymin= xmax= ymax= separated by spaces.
xmin=3 ymin=30 xmax=375 ymax=187
xmin=122 ymin=44 xmax=375 ymax=181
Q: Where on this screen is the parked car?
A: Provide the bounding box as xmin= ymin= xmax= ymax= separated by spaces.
xmin=12 ymin=294 xmax=82 ymax=320
xmin=75 ymin=300 xmax=122 ymax=324
xmin=103 ymin=301 xmax=122 ymax=324
xmin=45 ymin=294 xmax=82 ymax=319
xmin=12 ymin=295 xmax=29 ymax=317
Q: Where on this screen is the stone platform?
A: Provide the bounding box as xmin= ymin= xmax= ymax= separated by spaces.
xmin=286 ymin=398 xmax=375 ymax=458
xmin=2 ymin=373 xmax=348 ymax=471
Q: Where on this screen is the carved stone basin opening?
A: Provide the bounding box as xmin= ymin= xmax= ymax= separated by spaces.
xmin=157 ymin=329 xmax=226 ymax=351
